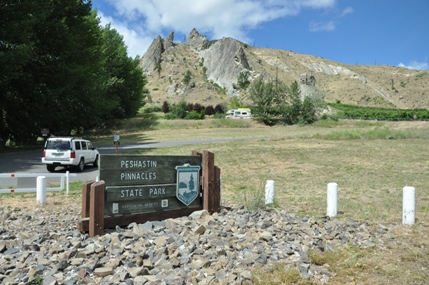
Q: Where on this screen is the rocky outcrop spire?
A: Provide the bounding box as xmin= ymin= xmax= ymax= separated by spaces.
xmin=200 ymin=37 xmax=251 ymax=96
xmin=187 ymin=28 xmax=210 ymax=51
xmin=164 ymin=32 xmax=175 ymax=50
xmin=140 ymin=35 xmax=164 ymax=74
xmin=299 ymin=73 xmax=324 ymax=101
xmin=300 ymin=73 xmax=316 ymax=86
xmin=234 ymin=46 xmax=250 ymax=70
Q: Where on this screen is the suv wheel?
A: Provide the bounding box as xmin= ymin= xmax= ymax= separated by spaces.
xmin=93 ymin=155 xmax=98 ymax=167
xmin=76 ymin=158 xmax=85 ymax=172
xmin=47 ymin=165 xmax=56 ymax=172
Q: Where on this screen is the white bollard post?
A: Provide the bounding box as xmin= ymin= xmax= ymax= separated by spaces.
xmin=66 ymin=171 xmax=70 ymax=195
xmin=265 ymin=180 xmax=275 ymax=205
xmin=327 ymin=182 xmax=338 ymax=217
xmin=37 ymin=176 xmax=47 ymax=206
xmin=403 ymin=186 xmax=415 ymax=225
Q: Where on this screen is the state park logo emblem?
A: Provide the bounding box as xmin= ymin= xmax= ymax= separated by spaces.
xmin=176 ymin=164 xmax=201 ymax=206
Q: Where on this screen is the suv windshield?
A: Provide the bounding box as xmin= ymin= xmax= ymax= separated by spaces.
xmin=46 ymin=140 xmax=71 ymax=150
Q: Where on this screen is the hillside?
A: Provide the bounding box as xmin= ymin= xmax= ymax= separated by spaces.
xmin=140 ymin=29 xmax=429 ymax=110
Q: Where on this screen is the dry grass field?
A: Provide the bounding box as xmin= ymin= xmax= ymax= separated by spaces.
xmin=2 ymin=118 xmax=429 ymax=284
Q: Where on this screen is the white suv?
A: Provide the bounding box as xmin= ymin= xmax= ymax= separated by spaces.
xmin=41 ymin=137 xmax=99 ymax=172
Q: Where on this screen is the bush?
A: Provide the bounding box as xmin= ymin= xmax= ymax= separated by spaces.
xmin=186 ymin=103 xmax=194 ymax=112
xmin=143 ymin=105 xmax=162 ymax=113
xmin=162 ymin=101 xmax=170 ymax=113
xmin=214 ymin=104 xmax=226 ymax=114
xmin=183 ymin=70 xmax=192 ymax=85
xmin=185 ymin=110 xmax=205 ymax=120
xmin=205 ymin=105 xmax=215 ymax=116
xmin=165 ymin=101 xmax=187 ymax=119
xmin=185 ymin=110 xmax=200 ymax=120
xmin=237 ymin=71 xmax=250 ymax=89
xmin=193 ymin=103 xmax=204 ymax=113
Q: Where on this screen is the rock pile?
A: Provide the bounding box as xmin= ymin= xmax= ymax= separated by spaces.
xmin=0 ymin=205 xmax=394 ymax=284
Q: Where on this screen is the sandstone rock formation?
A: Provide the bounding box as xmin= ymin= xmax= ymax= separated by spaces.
xmin=299 ymin=73 xmax=324 ymax=101
xmin=186 ymin=28 xmax=210 ymax=51
xmin=200 ymin=37 xmax=251 ymax=96
xmin=300 ymin=73 xmax=316 ymax=86
xmin=140 ymin=35 xmax=164 ymax=74
xmin=164 ymin=32 xmax=175 ymax=50
xmin=139 ymin=28 xmax=428 ymax=109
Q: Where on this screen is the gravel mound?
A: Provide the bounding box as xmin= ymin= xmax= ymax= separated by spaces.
xmin=0 ymin=205 xmax=394 ymax=284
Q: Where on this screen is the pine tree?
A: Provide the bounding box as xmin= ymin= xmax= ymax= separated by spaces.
xmin=188 ymin=174 xmax=195 ymax=191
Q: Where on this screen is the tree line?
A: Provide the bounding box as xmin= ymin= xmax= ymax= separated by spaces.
xmin=247 ymin=78 xmax=321 ymax=126
xmin=0 ymin=0 xmax=146 ymax=147
xmin=161 ymin=101 xmax=226 ymax=120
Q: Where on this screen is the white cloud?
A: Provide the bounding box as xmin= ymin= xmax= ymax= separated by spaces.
xmin=309 ymin=20 xmax=335 ymax=32
xmin=97 ymin=11 xmax=154 ymax=58
xmin=398 ymin=61 xmax=429 ymax=70
xmin=340 ymin=6 xmax=353 ymax=17
xmin=98 ymin=0 xmax=336 ymax=57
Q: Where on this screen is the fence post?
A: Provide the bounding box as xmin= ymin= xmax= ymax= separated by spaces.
xmin=81 ymin=181 xmax=95 ymax=218
xmin=89 ymin=181 xmax=105 ymax=237
xmin=265 ymin=180 xmax=275 ymax=205
xmin=201 ymin=150 xmax=220 ymax=214
xmin=76 ymin=180 xmax=95 ymax=233
xmin=327 ymin=182 xmax=338 ymax=217
xmin=66 ymin=171 xmax=70 ymax=195
xmin=403 ymin=186 xmax=415 ymax=225
xmin=36 ymin=176 xmax=46 ymax=206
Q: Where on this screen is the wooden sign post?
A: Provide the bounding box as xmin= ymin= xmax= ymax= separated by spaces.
xmin=77 ymin=150 xmax=220 ymax=237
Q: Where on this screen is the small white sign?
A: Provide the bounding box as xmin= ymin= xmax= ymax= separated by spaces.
xmin=161 ymin=199 xmax=168 ymax=208
xmin=113 ymin=203 xmax=119 ymax=214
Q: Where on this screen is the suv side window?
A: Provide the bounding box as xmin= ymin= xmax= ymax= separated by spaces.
xmin=87 ymin=142 xmax=93 ymax=149
xmin=75 ymin=141 xmax=81 ymax=150
xmin=81 ymin=141 xmax=87 ymax=150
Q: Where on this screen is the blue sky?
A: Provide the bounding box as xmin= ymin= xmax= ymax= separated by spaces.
xmin=91 ymin=0 xmax=429 ymax=70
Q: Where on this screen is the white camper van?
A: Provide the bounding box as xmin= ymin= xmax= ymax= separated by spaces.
xmin=225 ymin=108 xmax=252 ymax=119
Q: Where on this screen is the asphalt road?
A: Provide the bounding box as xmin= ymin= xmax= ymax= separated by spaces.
xmin=0 ymin=138 xmax=240 ymax=189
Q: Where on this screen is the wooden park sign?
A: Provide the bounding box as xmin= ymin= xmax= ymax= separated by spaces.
xmin=77 ymin=150 xmax=221 ymax=237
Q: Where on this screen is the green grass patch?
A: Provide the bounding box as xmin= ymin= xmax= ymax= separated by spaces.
xmin=314 ymin=126 xmax=428 ymax=140
xmin=328 ymin=103 xmax=429 ymax=120
xmin=252 ymin=264 xmax=313 ymax=285
xmin=312 ymin=119 xmax=341 ymax=128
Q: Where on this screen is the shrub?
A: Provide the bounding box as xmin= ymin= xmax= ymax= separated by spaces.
xmin=214 ymin=104 xmax=226 ymax=114
xmin=183 ymin=70 xmax=192 ymax=85
xmin=193 ymin=103 xmax=204 ymax=113
xmin=237 ymin=71 xmax=250 ymax=89
xmin=143 ymin=105 xmax=162 ymax=113
xmin=165 ymin=101 xmax=187 ymax=119
xmin=186 ymin=103 xmax=194 ymax=112
xmin=162 ymin=101 xmax=170 ymax=113
xmin=185 ymin=110 xmax=205 ymax=120
xmin=205 ymin=105 xmax=215 ymax=116
xmin=185 ymin=110 xmax=200 ymax=120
